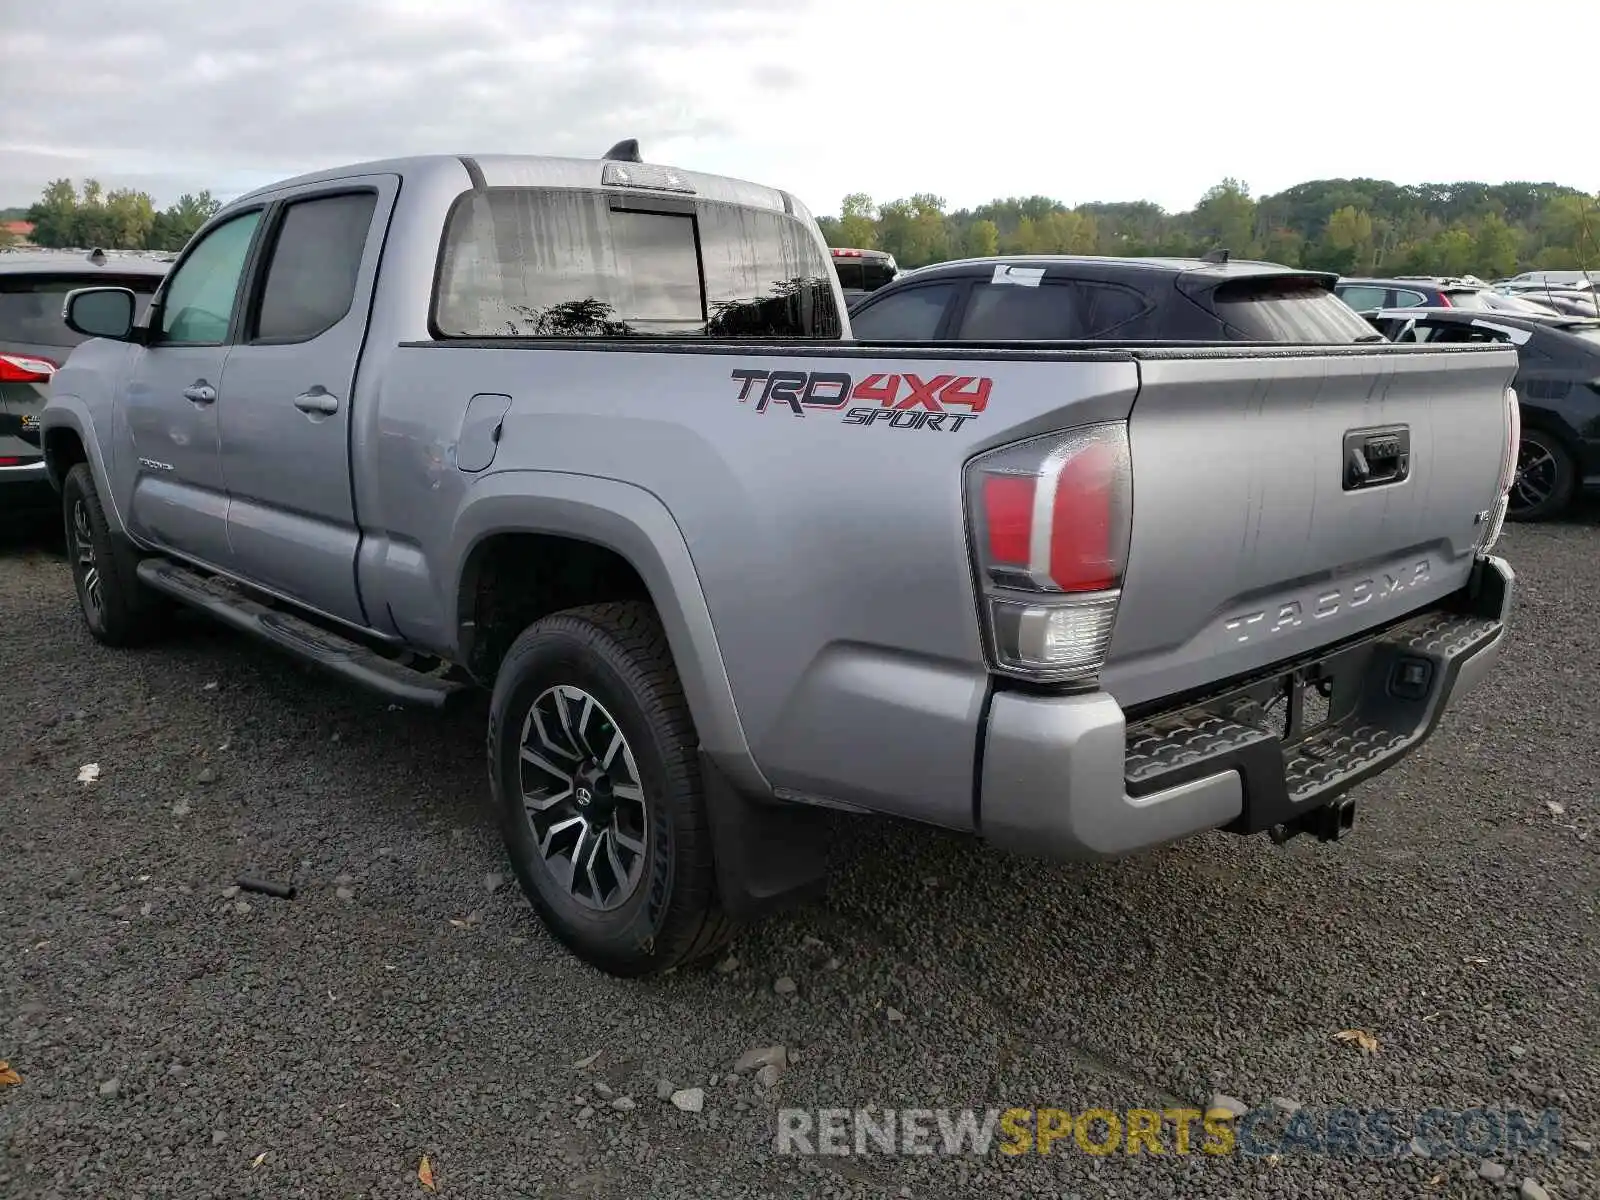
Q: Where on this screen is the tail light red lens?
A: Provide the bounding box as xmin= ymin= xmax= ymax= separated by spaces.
xmin=980 ymin=475 xmax=1036 ymax=565
xmin=0 ymin=353 xmax=59 ymax=383
xmin=1049 ymin=440 xmax=1122 ymax=592
xmin=965 ymin=423 xmax=1132 ymax=679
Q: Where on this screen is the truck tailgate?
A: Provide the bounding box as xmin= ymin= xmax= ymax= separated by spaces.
xmin=1101 ymin=345 xmax=1517 ymax=710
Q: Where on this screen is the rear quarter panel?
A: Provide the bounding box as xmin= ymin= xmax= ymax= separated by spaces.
xmin=371 ymin=343 xmax=1140 ymax=829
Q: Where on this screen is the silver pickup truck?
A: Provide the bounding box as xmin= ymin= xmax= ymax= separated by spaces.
xmin=40 ymin=145 xmax=1520 ymax=977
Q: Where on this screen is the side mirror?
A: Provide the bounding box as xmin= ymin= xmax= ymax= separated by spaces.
xmin=63 ymin=287 xmax=137 ymax=341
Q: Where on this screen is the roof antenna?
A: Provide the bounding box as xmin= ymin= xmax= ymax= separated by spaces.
xmin=603 ymin=139 xmax=642 ymax=163
xmin=1201 ymin=247 xmax=1230 ymax=265
xmin=87 ymin=247 xmax=107 ymax=265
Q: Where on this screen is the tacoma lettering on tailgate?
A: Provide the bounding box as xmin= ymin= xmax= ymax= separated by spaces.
xmin=1223 ymin=561 xmax=1432 ymax=645
xmin=730 ymin=369 xmax=991 ymax=432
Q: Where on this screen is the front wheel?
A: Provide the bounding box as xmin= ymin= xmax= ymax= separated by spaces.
xmin=487 ymin=601 xmax=733 ymax=976
xmin=62 ymin=463 xmax=167 ymax=646
xmin=1507 ymin=428 xmax=1577 ymax=522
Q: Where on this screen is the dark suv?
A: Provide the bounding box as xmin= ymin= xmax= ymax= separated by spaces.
xmin=846 ymin=255 xmax=1377 ymax=343
xmin=2 ymin=250 xmax=169 ymax=515
xmin=1364 ymin=306 xmax=1600 ymax=521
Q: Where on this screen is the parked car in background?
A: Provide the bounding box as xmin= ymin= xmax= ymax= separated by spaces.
xmin=1 ymin=250 xmax=169 ymax=516
xmin=847 ymin=255 xmax=1380 ymax=342
xmin=829 ymin=247 xmax=899 ymax=306
xmin=1365 ymin=306 xmax=1600 ymax=521
xmin=1501 ymin=287 xmax=1599 ymax=318
xmin=1337 ymin=276 xmax=1566 ymax=317
xmin=1503 ymin=270 xmax=1597 ymax=289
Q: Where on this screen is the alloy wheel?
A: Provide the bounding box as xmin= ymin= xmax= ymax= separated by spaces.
xmin=72 ymin=499 xmax=103 ymax=622
xmin=517 ymin=684 xmax=648 ymax=911
xmin=1509 ymin=436 xmax=1558 ymax=516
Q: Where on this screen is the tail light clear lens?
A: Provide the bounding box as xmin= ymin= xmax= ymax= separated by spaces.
xmin=964 ymin=423 xmax=1132 ymax=680
xmin=1478 ymin=386 xmax=1520 ymax=553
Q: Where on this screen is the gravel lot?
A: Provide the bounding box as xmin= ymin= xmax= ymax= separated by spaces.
xmin=2 ymin=509 xmax=1597 ymax=1199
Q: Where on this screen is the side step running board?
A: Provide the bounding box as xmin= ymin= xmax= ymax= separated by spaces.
xmin=136 ymin=559 xmax=469 ymax=709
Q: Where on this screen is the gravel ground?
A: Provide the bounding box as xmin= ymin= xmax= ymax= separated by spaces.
xmin=2 ymin=509 xmax=1597 ymax=1199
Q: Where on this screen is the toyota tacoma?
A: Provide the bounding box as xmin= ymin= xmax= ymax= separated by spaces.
xmin=40 ymin=142 xmax=1519 ymax=976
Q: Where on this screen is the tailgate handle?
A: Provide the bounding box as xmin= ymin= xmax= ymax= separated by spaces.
xmin=1343 ymin=426 xmax=1410 ymax=490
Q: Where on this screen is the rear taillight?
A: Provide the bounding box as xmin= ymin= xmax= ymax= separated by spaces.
xmin=0 ymin=353 xmax=58 ymax=383
xmin=964 ymin=423 xmax=1132 ymax=680
xmin=1479 ymin=386 xmax=1520 ymax=552
xmin=1437 ymin=293 xmax=1453 ymax=307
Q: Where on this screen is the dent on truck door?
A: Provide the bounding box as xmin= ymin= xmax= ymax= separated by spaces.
xmin=123 ymin=208 xmax=264 ymax=566
xmin=217 ymin=180 xmax=395 ymax=627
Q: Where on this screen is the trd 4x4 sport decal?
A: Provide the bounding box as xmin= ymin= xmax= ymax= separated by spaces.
xmin=730 ymin=369 xmax=991 ymax=432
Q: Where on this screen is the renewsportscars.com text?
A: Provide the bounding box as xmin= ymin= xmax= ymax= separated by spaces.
xmin=774 ymin=1106 xmax=1571 ymax=1159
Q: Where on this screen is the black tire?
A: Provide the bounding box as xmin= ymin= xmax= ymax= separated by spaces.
xmin=61 ymin=463 xmax=167 ymax=646
xmin=487 ymin=601 xmax=733 ymax=977
xmin=1507 ymin=428 xmax=1578 ymax=523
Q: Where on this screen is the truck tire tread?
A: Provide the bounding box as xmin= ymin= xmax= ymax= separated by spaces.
xmin=488 ymin=600 xmax=733 ymax=976
xmin=62 ymin=463 xmax=167 ymax=647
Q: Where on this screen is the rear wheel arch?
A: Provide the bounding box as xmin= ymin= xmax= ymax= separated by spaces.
xmin=43 ymin=425 xmax=88 ymax=491
xmin=448 ymin=475 xmax=764 ymax=792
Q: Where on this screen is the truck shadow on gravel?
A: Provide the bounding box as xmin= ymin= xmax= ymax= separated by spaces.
xmin=0 ymin=514 xmax=65 ymax=559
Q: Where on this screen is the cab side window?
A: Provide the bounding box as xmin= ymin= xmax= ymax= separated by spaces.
xmin=253 ymin=192 xmax=378 ymax=343
xmin=159 ymin=210 xmax=263 ymax=345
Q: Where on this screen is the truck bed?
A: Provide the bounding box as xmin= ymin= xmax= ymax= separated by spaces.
xmin=375 ymin=335 xmax=1517 ymax=835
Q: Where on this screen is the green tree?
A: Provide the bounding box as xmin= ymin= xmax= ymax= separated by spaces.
xmin=23 ymin=177 xmax=163 ymax=249
xmin=877 ymin=193 xmax=948 ymax=268
xmin=104 ymin=188 xmax=157 ymax=248
xmin=25 ymin=178 xmax=80 ymax=247
xmin=836 ymin=192 xmax=878 ymax=249
xmin=1472 ymin=213 xmax=1519 ymax=278
xmin=1319 ymin=205 xmax=1375 ymax=273
xmin=1192 ymin=178 xmax=1257 ymax=256
xmin=964 ymin=219 xmax=999 ymax=258
xmin=1260 ymin=227 xmax=1304 ymax=267
xmin=148 ymin=191 xmax=220 ymax=252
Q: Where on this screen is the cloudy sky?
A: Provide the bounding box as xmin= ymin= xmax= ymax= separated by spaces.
xmin=5 ymin=0 xmax=1597 ymax=218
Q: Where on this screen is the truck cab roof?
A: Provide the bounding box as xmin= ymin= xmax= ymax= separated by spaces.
xmin=229 ymin=152 xmax=801 ymax=217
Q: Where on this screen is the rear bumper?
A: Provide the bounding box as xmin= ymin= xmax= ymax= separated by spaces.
xmin=0 ymin=459 xmax=54 ymax=508
xmin=978 ymin=554 xmax=1514 ymax=860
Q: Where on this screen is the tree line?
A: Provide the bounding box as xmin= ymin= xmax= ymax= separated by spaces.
xmin=815 ymin=178 xmax=1600 ymax=278
xmin=9 ymin=173 xmax=1597 ymax=279
xmin=5 ymin=179 xmax=223 ymax=252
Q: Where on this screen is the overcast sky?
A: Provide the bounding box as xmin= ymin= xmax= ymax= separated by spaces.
xmin=5 ymin=0 xmax=1597 ymax=218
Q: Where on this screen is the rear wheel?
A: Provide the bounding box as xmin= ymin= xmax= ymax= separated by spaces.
xmin=1507 ymin=428 xmax=1576 ymax=522
xmin=487 ymin=601 xmax=732 ymax=976
xmin=62 ymin=464 xmax=167 ymax=646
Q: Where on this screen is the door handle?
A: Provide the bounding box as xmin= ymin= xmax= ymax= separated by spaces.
xmin=182 ymin=381 xmax=216 ymax=405
xmin=293 ymin=389 xmax=339 ymax=416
